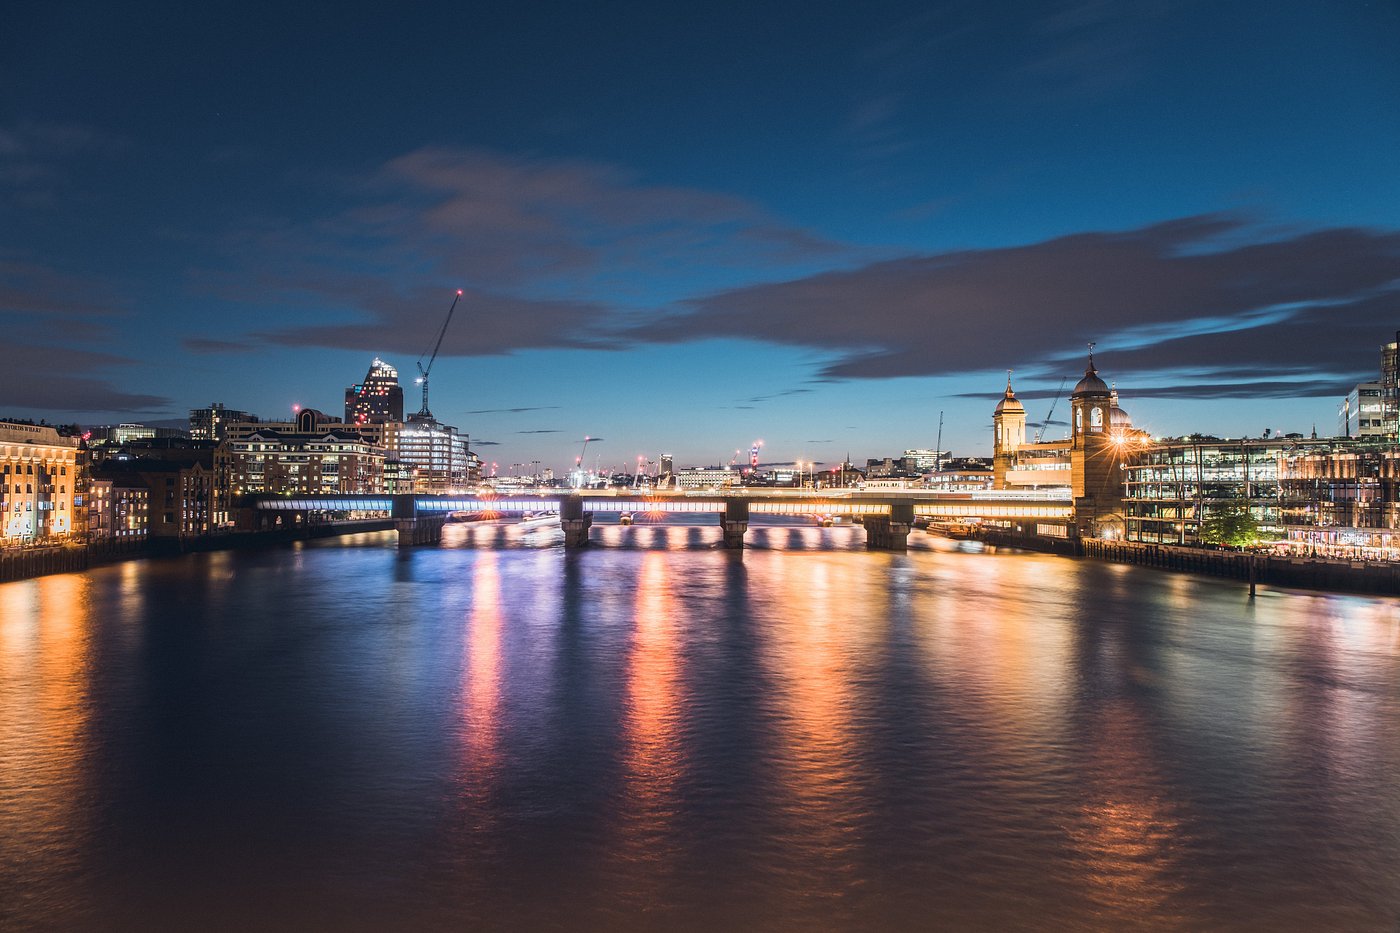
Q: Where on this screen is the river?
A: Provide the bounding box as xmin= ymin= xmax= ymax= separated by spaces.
xmin=2 ymin=522 xmax=1398 ymax=931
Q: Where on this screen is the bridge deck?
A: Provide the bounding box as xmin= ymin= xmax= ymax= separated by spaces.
xmin=248 ymin=491 xmax=1071 ymax=521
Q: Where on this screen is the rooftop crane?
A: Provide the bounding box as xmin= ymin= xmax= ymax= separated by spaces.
xmin=414 ymin=289 xmax=463 ymax=418
xmin=1034 ymin=376 xmax=1069 ymax=443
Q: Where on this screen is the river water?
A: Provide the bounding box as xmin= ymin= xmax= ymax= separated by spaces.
xmin=2 ymin=521 xmax=1398 ymax=931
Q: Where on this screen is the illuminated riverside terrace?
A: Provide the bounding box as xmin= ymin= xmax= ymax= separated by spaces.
xmin=2 ymin=525 xmax=1398 ymax=930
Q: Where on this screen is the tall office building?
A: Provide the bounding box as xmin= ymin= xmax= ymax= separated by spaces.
xmin=1382 ymin=334 xmax=1399 ymax=440
xmin=1339 ymin=382 xmax=1386 ymax=439
xmin=345 ymin=358 xmax=405 ymax=425
xmin=397 ymin=414 xmax=477 ymax=492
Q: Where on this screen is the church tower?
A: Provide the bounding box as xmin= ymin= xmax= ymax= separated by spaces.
xmin=992 ymin=372 xmax=1026 ymax=489
xmin=1069 ymin=345 xmax=1123 ymax=535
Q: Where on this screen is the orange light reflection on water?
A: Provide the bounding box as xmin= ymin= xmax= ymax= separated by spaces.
xmin=760 ymin=555 xmax=868 ymax=901
xmin=0 ymin=575 xmax=95 ymax=874
xmin=609 ymin=551 xmax=686 ymax=897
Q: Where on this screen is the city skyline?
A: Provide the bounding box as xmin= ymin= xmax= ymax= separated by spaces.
xmin=5 ymin=1 xmax=1400 ymax=468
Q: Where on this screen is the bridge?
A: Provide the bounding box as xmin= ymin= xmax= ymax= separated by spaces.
xmin=245 ymin=489 xmax=1072 ymax=551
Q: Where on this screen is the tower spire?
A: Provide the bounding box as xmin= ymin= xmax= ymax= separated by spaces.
xmin=1087 ymin=341 xmax=1097 ymax=373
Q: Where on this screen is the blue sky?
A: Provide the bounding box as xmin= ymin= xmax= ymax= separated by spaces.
xmin=3 ymin=0 xmax=1399 ymax=471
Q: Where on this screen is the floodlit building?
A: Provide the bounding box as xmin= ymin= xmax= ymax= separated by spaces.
xmin=991 ymin=355 xmax=1148 ymax=536
xmin=676 ymin=466 xmax=739 ymax=489
xmin=0 ymin=421 xmax=83 ymax=543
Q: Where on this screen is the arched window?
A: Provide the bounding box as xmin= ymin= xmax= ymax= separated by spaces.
xmin=1090 ymin=406 xmax=1104 ymax=431
xmin=1075 ymin=409 xmax=1083 ymax=431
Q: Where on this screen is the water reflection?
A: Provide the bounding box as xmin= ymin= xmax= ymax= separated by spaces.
xmin=1 ymin=544 xmax=1399 ymax=929
xmin=0 ymin=574 xmax=95 ymax=924
xmin=759 ymin=556 xmax=869 ymax=914
xmin=459 ymin=552 xmax=504 ymax=789
xmin=606 ymin=552 xmax=686 ymax=911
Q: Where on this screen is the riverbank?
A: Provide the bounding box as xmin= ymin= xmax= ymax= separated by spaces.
xmin=0 ymin=519 xmax=394 ymax=583
xmin=1079 ymin=538 xmax=1400 ymax=597
xmin=964 ymin=526 xmax=1400 ymax=597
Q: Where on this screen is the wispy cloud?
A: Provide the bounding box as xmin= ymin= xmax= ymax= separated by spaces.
xmin=183 ymin=337 xmax=254 ymax=354
xmin=466 ymin=406 xmax=560 ymax=414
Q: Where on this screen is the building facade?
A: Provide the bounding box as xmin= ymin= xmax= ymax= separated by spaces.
xmin=217 ymin=408 xmax=388 ymax=500
xmin=88 ymin=476 xmax=150 ymax=540
xmin=1339 ymin=382 xmax=1387 ymax=439
xmin=397 ymin=414 xmax=476 ymax=492
xmin=0 ymin=421 xmax=83 ymax=543
xmin=92 ymin=452 xmax=217 ymax=540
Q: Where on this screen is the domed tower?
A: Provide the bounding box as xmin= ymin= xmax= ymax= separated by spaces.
xmin=992 ymin=372 xmax=1026 ymax=489
xmin=1108 ymin=385 xmax=1132 ymax=430
xmin=1070 ymin=345 xmax=1124 ymax=534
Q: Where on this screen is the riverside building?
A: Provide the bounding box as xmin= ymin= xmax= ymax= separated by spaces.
xmin=0 ymin=421 xmax=83 ymax=543
xmin=217 ymin=408 xmax=387 ymax=501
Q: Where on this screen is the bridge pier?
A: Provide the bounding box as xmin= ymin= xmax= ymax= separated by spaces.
xmin=391 ymin=494 xmax=446 ymax=547
xmin=865 ymin=503 xmax=914 ymax=551
xmin=720 ymin=500 xmax=750 ymax=549
xmin=561 ymin=498 xmax=593 ymax=549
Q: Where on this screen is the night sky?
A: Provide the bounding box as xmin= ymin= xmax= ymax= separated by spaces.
xmin=4 ymin=1 xmax=1399 ymax=471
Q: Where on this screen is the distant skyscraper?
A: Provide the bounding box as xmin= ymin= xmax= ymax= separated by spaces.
xmin=1381 ymin=334 xmax=1399 ymax=440
xmin=344 ymin=358 xmax=404 ymax=425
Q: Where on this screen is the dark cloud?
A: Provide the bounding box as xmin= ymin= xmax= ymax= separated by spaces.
xmin=0 ymin=258 xmax=126 ymax=320
xmin=252 ymin=280 xmax=623 ymax=358
xmin=513 ymin=429 xmax=563 ymax=434
xmin=0 ymin=343 xmax=169 ymax=414
xmin=225 ymin=147 xmax=849 ymax=356
xmin=472 ymin=440 xmax=501 ymax=446
xmin=637 ymin=216 xmax=1400 ymax=398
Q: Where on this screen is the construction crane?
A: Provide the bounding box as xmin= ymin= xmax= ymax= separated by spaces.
xmin=575 ymin=436 xmax=593 ymax=471
xmin=414 ymin=289 xmax=463 ymax=418
xmin=1034 ymin=377 xmax=1069 ymax=443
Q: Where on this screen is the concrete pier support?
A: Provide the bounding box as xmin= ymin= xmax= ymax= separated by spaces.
xmin=720 ymin=500 xmax=750 ymax=549
xmin=865 ymin=502 xmax=914 ymax=551
xmin=392 ymin=494 xmax=418 ymax=548
xmin=395 ymin=515 xmax=445 ymax=547
xmin=561 ymin=497 xmax=593 ymax=549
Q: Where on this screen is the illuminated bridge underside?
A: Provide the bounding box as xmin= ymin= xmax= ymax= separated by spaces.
xmin=249 ymin=494 xmax=1070 ymax=521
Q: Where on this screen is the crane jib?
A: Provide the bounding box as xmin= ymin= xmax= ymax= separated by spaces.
xmin=415 ymin=290 xmax=463 ymax=418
